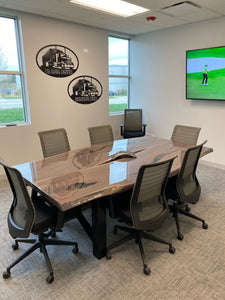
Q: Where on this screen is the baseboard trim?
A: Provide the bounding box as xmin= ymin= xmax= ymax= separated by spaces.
xmin=200 ymin=160 xmax=225 ymax=170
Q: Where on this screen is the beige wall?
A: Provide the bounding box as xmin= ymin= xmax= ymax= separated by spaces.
xmin=0 ymin=11 xmax=123 ymax=174
xmin=130 ymin=16 xmax=225 ymax=165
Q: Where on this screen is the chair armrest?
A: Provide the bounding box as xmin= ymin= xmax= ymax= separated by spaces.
xmin=120 ymin=124 xmax=124 ymax=136
xmin=142 ymin=124 xmax=147 ymax=135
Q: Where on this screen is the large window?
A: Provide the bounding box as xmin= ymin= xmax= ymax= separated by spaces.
xmin=0 ymin=15 xmax=29 ymax=126
xmin=108 ymin=36 xmax=129 ymax=114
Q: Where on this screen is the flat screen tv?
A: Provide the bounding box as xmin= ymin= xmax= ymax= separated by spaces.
xmin=186 ymin=46 xmax=225 ymax=101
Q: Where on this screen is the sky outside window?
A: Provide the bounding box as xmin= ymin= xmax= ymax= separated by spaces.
xmin=109 ymin=37 xmax=128 ymax=73
xmin=108 ymin=37 xmax=129 ymax=114
xmin=0 ymin=15 xmax=29 ymax=126
xmin=0 ymin=17 xmax=19 ymax=71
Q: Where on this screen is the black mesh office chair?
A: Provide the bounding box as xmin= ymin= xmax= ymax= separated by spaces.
xmin=166 ymin=141 xmax=208 ymax=240
xmin=38 ymin=128 xmax=70 ymax=158
xmin=106 ymin=157 xmax=176 ymax=276
xmin=88 ymin=125 xmax=114 ymax=145
xmin=1 ymin=162 xmax=79 ymax=284
xmin=120 ymin=109 xmax=147 ymax=139
xmin=171 ymin=124 xmax=201 ymax=145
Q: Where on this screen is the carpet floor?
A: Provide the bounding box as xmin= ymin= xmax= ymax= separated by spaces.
xmin=0 ymin=163 xmax=225 ymax=300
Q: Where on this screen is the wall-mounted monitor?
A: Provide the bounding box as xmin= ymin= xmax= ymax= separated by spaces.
xmin=186 ymin=46 xmax=225 ymax=101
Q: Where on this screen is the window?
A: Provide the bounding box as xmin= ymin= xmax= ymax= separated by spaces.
xmin=108 ymin=36 xmax=129 ymax=115
xmin=0 ymin=15 xmax=29 ymax=126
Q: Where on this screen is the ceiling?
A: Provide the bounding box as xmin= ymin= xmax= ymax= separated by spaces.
xmin=0 ymin=0 xmax=225 ymax=35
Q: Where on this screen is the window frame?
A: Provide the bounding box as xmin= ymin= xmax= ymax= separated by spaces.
xmin=108 ymin=35 xmax=130 ymax=115
xmin=0 ymin=14 xmax=30 ymax=127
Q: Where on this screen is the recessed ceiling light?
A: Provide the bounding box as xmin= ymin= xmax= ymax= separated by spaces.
xmin=69 ymin=0 xmax=150 ymax=17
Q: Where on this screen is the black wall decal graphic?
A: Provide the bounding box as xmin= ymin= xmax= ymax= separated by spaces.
xmin=67 ymin=75 xmax=103 ymax=104
xmin=36 ymin=44 xmax=79 ymax=77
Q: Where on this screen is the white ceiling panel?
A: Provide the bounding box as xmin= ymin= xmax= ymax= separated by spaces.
xmin=50 ymin=3 xmax=117 ymax=21
xmin=0 ymin=0 xmax=224 ymax=35
xmin=137 ymin=11 xmax=189 ymax=28
xmin=179 ymin=8 xmax=222 ymax=23
xmin=127 ymin=0 xmax=182 ymax=11
xmin=106 ymin=18 xmax=163 ymax=35
xmin=2 ymin=0 xmax=64 ymax=11
xmin=160 ymin=2 xmax=201 ymax=17
xmin=193 ymin=0 xmax=225 ymax=14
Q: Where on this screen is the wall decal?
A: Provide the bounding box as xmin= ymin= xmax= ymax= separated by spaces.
xmin=67 ymin=75 xmax=103 ymax=104
xmin=36 ymin=44 xmax=79 ymax=77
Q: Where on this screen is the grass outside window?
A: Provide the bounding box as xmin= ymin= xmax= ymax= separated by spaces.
xmin=0 ymin=108 xmax=24 ymax=124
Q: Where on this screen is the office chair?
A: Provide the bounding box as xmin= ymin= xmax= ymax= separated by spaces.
xmin=38 ymin=128 xmax=70 ymax=158
xmin=88 ymin=125 xmax=114 ymax=145
xmin=1 ymin=161 xmax=79 ymax=284
xmin=88 ymin=124 xmax=118 ymax=217
xmin=166 ymin=141 xmax=208 ymax=240
xmin=171 ymin=124 xmax=201 ymax=145
xmin=37 ymin=128 xmax=71 ymax=237
xmin=106 ymin=157 xmax=176 ymax=276
xmin=120 ymin=109 xmax=147 ymax=139
xmin=38 ymin=128 xmax=92 ymax=239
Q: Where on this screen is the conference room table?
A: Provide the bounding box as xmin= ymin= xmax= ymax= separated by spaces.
xmin=14 ymin=135 xmax=213 ymax=259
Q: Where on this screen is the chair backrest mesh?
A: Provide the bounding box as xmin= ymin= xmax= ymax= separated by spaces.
xmin=130 ymin=157 xmax=175 ymax=231
xmin=0 ymin=162 xmax=35 ymax=239
xmin=171 ymin=125 xmax=201 ymax=145
xmin=124 ymin=109 xmax=142 ymax=131
xmin=38 ymin=128 xmax=70 ymax=158
xmin=88 ymin=125 xmax=114 ymax=145
xmin=176 ymin=142 xmax=203 ymax=204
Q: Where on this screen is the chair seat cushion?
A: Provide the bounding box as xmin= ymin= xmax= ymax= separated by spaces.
xmin=32 ymin=196 xmax=58 ymax=234
xmin=123 ymin=130 xmax=145 ymax=138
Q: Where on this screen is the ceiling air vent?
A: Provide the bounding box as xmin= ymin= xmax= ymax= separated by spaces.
xmin=160 ymin=1 xmax=202 ymax=17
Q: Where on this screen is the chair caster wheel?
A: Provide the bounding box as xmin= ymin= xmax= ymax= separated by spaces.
xmin=143 ymin=265 xmax=151 ymax=276
xmin=12 ymin=242 xmax=18 ymax=250
xmin=46 ymin=274 xmax=54 ymax=284
xmin=106 ymin=252 xmax=112 ymax=260
xmin=50 ymin=231 xmax=56 ymax=238
xmin=177 ymin=232 xmax=184 ymax=240
xmin=3 ymin=271 xmax=10 ymax=279
xmin=169 ymin=245 xmax=176 ymax=254
xmin=113 ymin=227 xmax=118 ymax=235
xmin=202 ymin=222 xmax=208 ymax=230
xmin=72 ymin=243 xmax=79 ymax=254
xmin=185 ymin=205 xmax=191 ymax=212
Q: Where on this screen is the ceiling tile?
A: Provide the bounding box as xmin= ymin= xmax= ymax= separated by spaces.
xmin=160 ymin=2 xmax=201 ymax=17
xmin=193 ymin=0 xmax=225 ymax=14
xmin=179 ymin=8 xmax=222 ymax=22
xmin=127 ymin=0 xmax=181 ymax=11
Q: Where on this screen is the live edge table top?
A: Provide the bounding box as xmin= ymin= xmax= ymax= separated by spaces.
xmin=14 ymin=136 xmax=213 ymax=212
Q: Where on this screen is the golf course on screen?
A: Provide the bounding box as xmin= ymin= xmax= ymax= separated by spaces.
xmin=186 ymin=47 xmax=225 ymax=100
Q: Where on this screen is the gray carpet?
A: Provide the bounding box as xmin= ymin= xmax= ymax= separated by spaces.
xmin=0 ymin=164 xmax=225 ymax=300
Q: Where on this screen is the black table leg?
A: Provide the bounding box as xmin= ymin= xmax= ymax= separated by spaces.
xmin=91 ymin=197 xmax=107 ymax=259
xmin=77 ymin=212 xmax=93 ymax=241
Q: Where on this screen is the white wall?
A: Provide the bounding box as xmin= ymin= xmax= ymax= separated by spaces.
xmin=0 ymin=10 xmax=123 ymax=174
xmin=130 ymin=16 xmax=225 ymax=165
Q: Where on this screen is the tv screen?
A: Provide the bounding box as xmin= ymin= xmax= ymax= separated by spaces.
xmin=186 ymin=46 xmax=225 ymax=101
